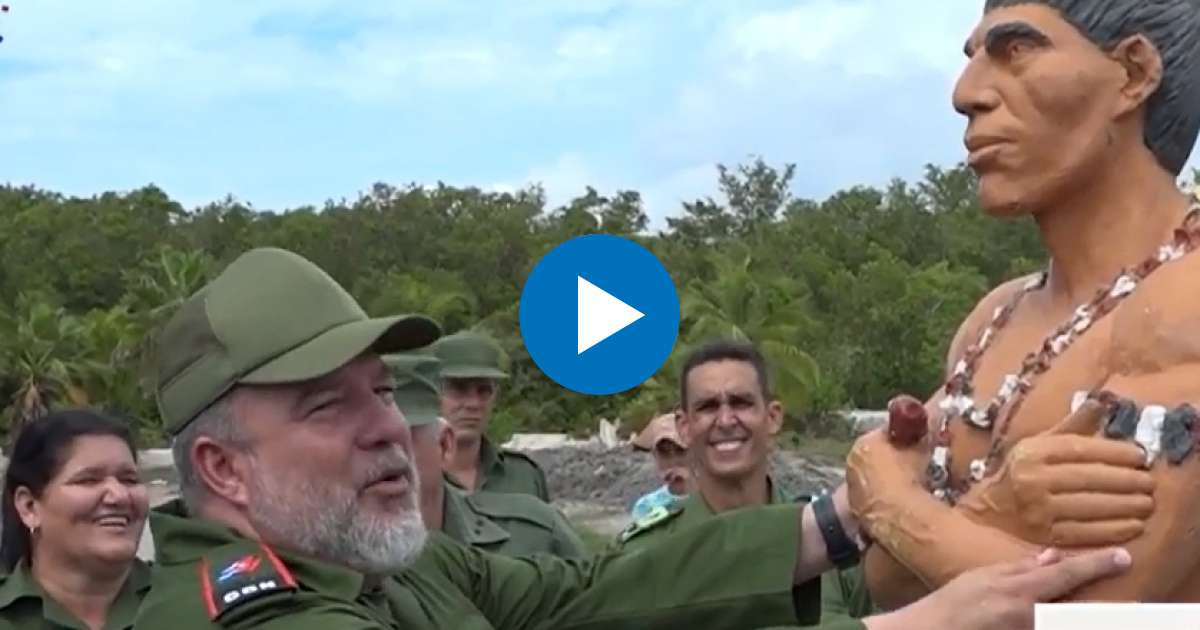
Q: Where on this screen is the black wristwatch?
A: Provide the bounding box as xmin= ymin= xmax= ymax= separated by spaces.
xmin=813 ymin=492 xmax=861 ymax=570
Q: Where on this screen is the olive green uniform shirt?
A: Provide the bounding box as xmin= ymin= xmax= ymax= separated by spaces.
xmin=614 ymin=480 xmax=872 ymax=627
xmin=132 ymin=498 xmax=846 ymax=630
xmin=442 ymin=482 xmax=586 ymax=559
xmin=0 ymin=559 xmax=151 ymax=629
xmin=821 ymin=563 xmax=873 ymax=621
xmin=612 ymin=477 xmax=793 ymax=552
xmin=473 ymin=437 xmax=550 ymax=501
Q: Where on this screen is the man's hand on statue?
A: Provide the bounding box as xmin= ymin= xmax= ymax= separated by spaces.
xmin=865 ymin=547 xmax=1132 ymax=630
xmin=963 ymin=400 xmax=1156 ymax=547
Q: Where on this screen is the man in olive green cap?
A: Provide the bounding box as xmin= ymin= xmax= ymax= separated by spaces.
xmin=433 ymin=330 xmax=550 ymax=501
xmin=387 ymin=353 xmax=585 ymax=559
xmin=132 ymin=246 xmax=1132 ymax=630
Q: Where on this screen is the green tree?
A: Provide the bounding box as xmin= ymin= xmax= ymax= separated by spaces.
xmin=0 ymin=294 xmax=92 ymax=439
xmin=679 ymin=249 xmax=821 ymax=417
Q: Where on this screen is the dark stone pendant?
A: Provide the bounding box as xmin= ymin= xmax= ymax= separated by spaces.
xmin=1164 ymin=404 xmax=1198 ymax=465
xmin=927 ymin=463 xmax=949 ymax=488
xmin=1104 ymin=399 xmax=1140 ymax=439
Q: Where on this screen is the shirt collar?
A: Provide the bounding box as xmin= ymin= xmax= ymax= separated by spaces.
xmin=478 ymin=436 xmax=504 ymax=477
xmin=692 ymin=474 xmax=787 ymax=515
xmin=0 ymin=559 xmax=38 ymax=610
xmin=441 ymin=483 xmax=510 ymax=547
xmin=0 ymin=557 xmax=152 ymax=628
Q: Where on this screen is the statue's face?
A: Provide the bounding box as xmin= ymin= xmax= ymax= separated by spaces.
xmin=954 ymin=4 xmax=1128 ymax=216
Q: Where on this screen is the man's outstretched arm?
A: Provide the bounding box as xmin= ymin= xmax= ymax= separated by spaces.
xmin=428 ymin=497 xmax=859 ymax=630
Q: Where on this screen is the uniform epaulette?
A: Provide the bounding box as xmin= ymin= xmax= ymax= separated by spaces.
xmin=618 ymin=502 xmax=684 ymax=544
xmin=200 ymin=542 xmax=298 ymax=624
xmin=469 ymin=491 xmax=553 ymax=527
xmin=500 ymin=448 xmax=545 ymax=471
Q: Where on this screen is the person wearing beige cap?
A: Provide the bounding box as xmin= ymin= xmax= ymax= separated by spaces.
xmin=629 ymin=411 xmax=691 ymax=521
xmin=131 ymin=247 xmax=1134 ymax=630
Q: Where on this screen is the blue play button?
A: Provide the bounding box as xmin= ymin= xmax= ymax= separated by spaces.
xmin=519 ymin=234 xmax=681 ymax=395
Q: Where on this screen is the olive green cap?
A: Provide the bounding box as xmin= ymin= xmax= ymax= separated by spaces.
xmin=430 ymin=330 xmax=509 ymax=380
xmin=385 ymin=353 xmax=442 ymax=427
xmin=154 ymin=247 xmax=442 ymax=435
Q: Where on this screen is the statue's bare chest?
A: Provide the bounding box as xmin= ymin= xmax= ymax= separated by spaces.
xmin=940 ymin=313 xmax=1112 ymax=482
xmin=940 ymin=256 xmax=1200 ymax=486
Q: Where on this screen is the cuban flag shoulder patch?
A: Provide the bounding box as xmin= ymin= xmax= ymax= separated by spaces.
xmin=200 ymin=543 xmax=298 ymax=623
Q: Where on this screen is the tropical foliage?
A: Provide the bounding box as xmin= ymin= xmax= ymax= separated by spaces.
xmin=5 ymin=159 xmax=1180 ymax=446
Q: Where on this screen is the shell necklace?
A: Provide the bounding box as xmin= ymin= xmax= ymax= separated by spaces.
xmin=927 ymin=196 xmax=1200 ymax=505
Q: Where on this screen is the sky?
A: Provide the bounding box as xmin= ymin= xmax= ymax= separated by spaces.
xmin=1 ymin=1 xmax=1196 ymax=228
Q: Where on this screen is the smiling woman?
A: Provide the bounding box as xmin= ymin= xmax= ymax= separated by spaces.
xmin=0 ymin=409 xmax=152 ymax=630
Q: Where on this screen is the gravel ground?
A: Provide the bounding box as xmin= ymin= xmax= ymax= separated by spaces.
xmin=524 ymin=444 xmax=846 ymax=538
xmin=525 ymin=443 xmax=845 ymax=509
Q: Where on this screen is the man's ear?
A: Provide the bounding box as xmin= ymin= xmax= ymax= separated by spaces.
xmin=675 ymin=409 xmax=694 ymax=450
xmin=1111 ymin=34 xmax=1163 ymax=119
xmin=191 ymin=436 xmax=253 ymax=508
xmin=766 ymin=400 xmax=785 ymax=437
xmin=438 ymin=419 xmax=457 ymax=459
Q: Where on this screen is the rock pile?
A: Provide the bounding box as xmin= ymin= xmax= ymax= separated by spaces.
xmin=524 ymin=443 xmax=846 ymax=510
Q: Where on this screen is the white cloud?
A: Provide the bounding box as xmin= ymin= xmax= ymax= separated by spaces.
xmin=629 ymin=0 xmax=987 ymax=208
xmin=724 ymin=0 xmax=978 ymax=80
xmin=1 ymin=1 xmax=658 ymax=112
xmin=730 ymin=2 xmax=871 ymax=66
xmin=641 ymin=163 xmax=721 ymax=228
xmin=522 ymin=153 xmax=602 ymax=209
xmin=19 ymin=0 xmax=1156 ymax=225
xmin=556 ymin=27 xmax=618 ymax=63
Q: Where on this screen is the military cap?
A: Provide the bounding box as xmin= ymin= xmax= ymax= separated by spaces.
xmin=385 ymin=353 xmax=442 ymax=427
xmin=154 ymin=247 xmax=441 ymax=434
xmin=431 ymin=330 xmax=509 ymax=379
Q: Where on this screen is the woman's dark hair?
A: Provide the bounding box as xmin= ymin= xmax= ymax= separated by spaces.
xmin=0 ymin=409 xmax=137 ymax=571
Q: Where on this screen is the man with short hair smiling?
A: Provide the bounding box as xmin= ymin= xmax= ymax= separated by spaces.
xmin=132 ymin=247 xmax=1132 ymax=630
xmin=613 ymin=340 xmax=872 ymax=622
xmin=616 ymin=341 xmax=791 ymax=548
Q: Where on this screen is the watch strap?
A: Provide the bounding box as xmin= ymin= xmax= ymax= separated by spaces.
xmin=813 ymin=492 xmax=860 ymax=570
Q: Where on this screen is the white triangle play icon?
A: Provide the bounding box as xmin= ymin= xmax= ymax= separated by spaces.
xmin=577 ymin=276 xmax=645 ymax=354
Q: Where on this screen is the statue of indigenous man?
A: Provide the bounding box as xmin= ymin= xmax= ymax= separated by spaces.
xmin=845 ymin=0 xmax=1200 ymax=609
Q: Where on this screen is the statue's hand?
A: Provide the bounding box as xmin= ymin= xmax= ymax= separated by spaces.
xmin=846 ymin=427 xmax=931 ymax=533
xmin=964 ymin=401 xmax=1156 ymax=548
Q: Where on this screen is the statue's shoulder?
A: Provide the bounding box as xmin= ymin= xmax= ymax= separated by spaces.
xmin=974 ymin=273 xmax=1044 ymax=321
xmin=1130 ymin=246 xmax=1200 ymax=305
xmin=947 ymin=273 xmax=1044 ymax=369
xmin=1111 ymin=248 xmax=1200 ymax=371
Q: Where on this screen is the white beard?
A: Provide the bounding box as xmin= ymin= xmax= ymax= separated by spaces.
xmin=247 ymin=451 xmax=428 ymax=574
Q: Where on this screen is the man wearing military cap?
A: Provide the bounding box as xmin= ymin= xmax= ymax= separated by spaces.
xmin=132 ymin=246 xmax=1132 ymax=630
xmin=387 ymin=353 xmax=586 ymax=559
xmin=433 ymin=330 xmax=550 ymax=501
